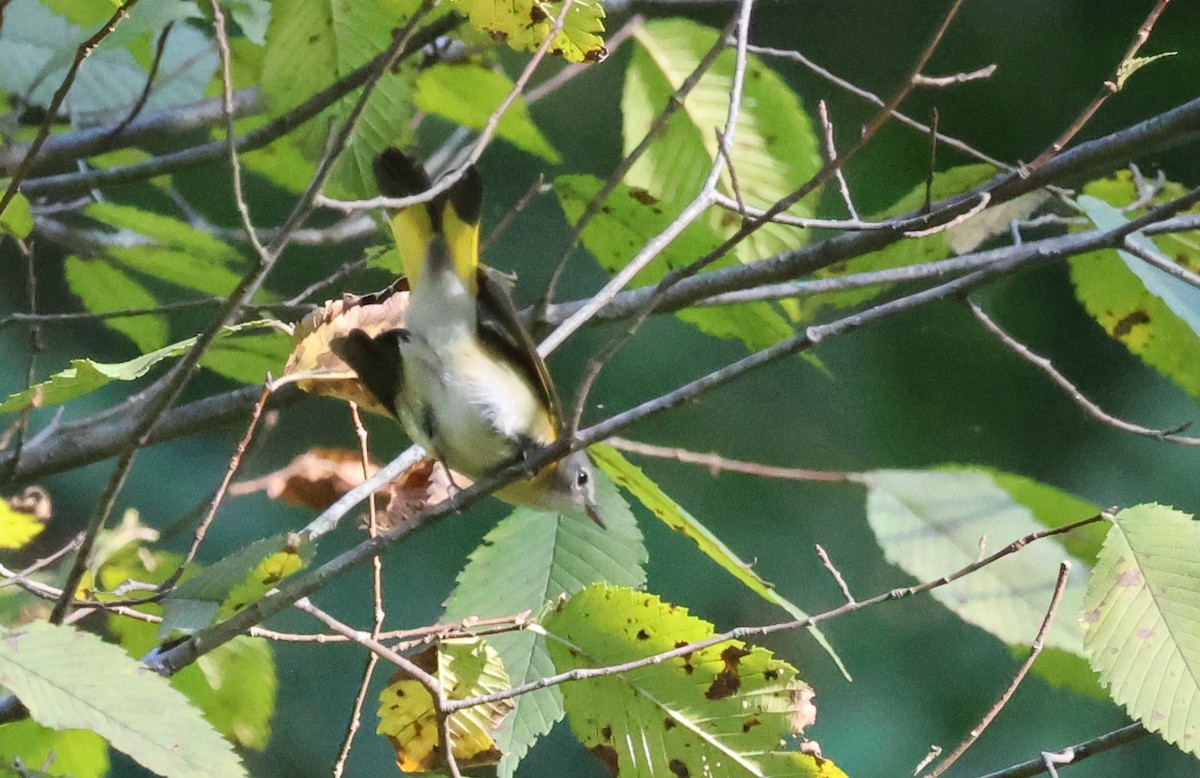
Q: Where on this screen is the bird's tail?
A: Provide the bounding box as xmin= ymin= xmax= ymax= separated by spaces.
xmin=373 ymin=148 xmax=482 ymax=294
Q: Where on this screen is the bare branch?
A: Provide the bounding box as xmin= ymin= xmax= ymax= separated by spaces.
xmin=607 ymin=437 xmax=860 ymax=483
xmin=968 ymin=299 xmax=1200 ymax=445
xmin=1026 ymin=0 xmax=1174 ymax=170
xmin=925 ymin=562 xmax=1073 ymax=777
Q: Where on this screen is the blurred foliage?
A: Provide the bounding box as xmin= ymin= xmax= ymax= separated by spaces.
xmin=1 ymin=1 xmax=1200 ymax=777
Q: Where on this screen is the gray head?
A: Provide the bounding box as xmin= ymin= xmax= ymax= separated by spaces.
xmin=545 ymin=450 xmax=603 ymax=528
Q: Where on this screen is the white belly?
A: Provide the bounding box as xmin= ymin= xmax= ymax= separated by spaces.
xmin=399 ymin=332 xmax=545 ymax=477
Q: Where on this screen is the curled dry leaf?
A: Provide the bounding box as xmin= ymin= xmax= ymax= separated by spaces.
xmin=374 ymin=459 xmax=466 ymax=530
xmin=282 ymin=280 xmax=410 ymax=416
xmin=231 ymin=447 xmax=382 ymax=510
xmin=8 ymin=486 xmax=52 ymax=522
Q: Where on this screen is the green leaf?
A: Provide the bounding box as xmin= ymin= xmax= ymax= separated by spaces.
xmin=0 ymin=320 xmax=277 ymax=415
xmin=376 ymin=638 xmax=513 ymax=773
xmin=87 ymin=203 xmax=242 ymax=266
xmin=201 ymin=329 xmax=293 ymax=385
xmin=0 ymin=188 xmax=32 ymax=238
xmin=160 ymin=532 xmax=314 ymax=636
xmin=224 ymin=0 xmax=273 ymax=45
xmin=1083 ymin=504 xmax=1200 ymax=758
xmin=593 ymin=444 xmax=846 ymax=674
xmin=261 ymin=0 xmax=423 ymax=196
xmin=450 ymin=0 xmax=606 ymax=63
xmin=624 ymin=18 xmax=821 ymax=264
xmin=0 ymin=0 xmax=213 ymax=127
xmin=989 ymin=470 xmax=1105 ymax=564
xmin=1115 ymin=51 xmax=1176 ymax=90
xmin=544 ymin=584 xmax=840 ymax=778
xmin=0 ymin=498 xmax=44 ymax=550
xmin=0 ymin=621 xmax=247 ymax=778
xmin=1070 ymin=191 xmax=1200 ymax=402
xmin=65 ymin=256 xmax=169 ymax=352
xmin=864 ymin=468 xmax=1089 ymax=653
xmin=555 ymin=174 xmax=793 ymax=350
xmin=443 ymin=471 xmax=646 ymax=777
xmin=104 ymin=547 xmax=277 ymax=751
xmin=415 ymin=64 xmax=560 ymax=162
xmin=0 ymin=718 xmax=108 ymax=778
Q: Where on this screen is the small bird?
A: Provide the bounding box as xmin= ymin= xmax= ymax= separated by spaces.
xmin=333 ymin=148 xmax=602 ymax=526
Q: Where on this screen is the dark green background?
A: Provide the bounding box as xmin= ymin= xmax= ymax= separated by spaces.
xmin=3 ymin=0 xmax=1200 ymax=775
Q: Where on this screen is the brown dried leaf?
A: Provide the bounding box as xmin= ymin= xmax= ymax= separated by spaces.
xmin=231 ymin=447 xmax=379 ymax=510
xmin=375 ymin=460 xmax=467 ymax=530
xmin=283 ymin=280 xmax=410 ymax=416
xmin=8 ymin=486 xmax=52 ymax=522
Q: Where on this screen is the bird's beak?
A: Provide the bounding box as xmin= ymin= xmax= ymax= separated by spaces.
xmin=585 ymin=503 xmax=606 ymax=529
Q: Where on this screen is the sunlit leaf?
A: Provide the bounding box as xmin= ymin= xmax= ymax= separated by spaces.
xmin=415 ymin=64 xmax=559 ymax=162
xmin=592 ymin=444 xmax=845 ymax=673
xmin=1071 ymin=188 xmax=1200 ymax=402
xmin=442 ymin=472 xmax=646 ymax=777
xmin=0 ymin=718 xmax=108 ymax=778
xmin=0 ymin=321 xmax=278 ymax=415
xmin=555 ymin=174 xmax=793 ymax=350
xmin=377 ymin=638 xmax=513 ymax=773
xmin=864 ymin=468 xmax=1089 ymax=653
xmin=450 ymin=0 xmax=605 ymax=63
xmin=201 ymin=329 xmax=292 ymax=385
xmin=624 ymin=18 xmax=821 ymax=265
xmin=1082 ymin=504 xmax=1200 ymax=758
xmin=1115 ymin=51 xmax=1176 ymax=90
xmin=261 ymin=0 xmax=425 ymax=196
xmin=65 ymin=255 xmax=169 ymax=352
xmin=0 ymin=187 xmax=32 ymax=238
xmin=104 ymin=547 xmax=277 ymax=751
xmin=544 ymin=584 xmax=841 ymax=778
xmin=0 ymin=621 xmax=247 ymax=778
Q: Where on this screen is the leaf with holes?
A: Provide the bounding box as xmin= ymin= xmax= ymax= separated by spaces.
xmin=442 ymin=471 xmax=646 ymax=777
xmin=544 ymin=584 xmax=842 ymax=778
xmin=377 ymin=638 xmax=514 ymax=773
xmin=1082 ymin=504 xmax=1200 ymax=757
xmin=593 ymin=444 xmax=844 ymax=675
xmin=451 ymin=0 xmax=606 ymax=63
xmin=1070 ymin=180 xmax=1200 ymax=403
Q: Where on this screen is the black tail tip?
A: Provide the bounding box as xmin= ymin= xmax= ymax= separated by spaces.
xmin=374 ymin=147 xmax=432 ymax=198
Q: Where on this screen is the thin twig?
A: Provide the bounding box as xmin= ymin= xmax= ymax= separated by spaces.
xmin=168 ymin=384 xmax=273 ymax=587
xmin=606 ymin=437 xmax=860 ymax=483
xmin=818 ymin=100 xmax=859 ymax=220
xmin=332 ymin=404 xmax=386 ymax=777
xmin=0 ymin=0 xmax=143 ymax=217
xmin=814 ymin=545 xmax=855 ymax=604
xmin=1026 ymin=0 xmax=1173 ymax=170
xmin=0 ymin=535 xmax=83 ymax=590
xmin=925 ymin=562 xmax=1073 ymax=777
xmin=968 ymin=300 xmax=1200 ymax=445
xmin=913 ymin=64 xmax=997 ymax=87
xmin=207 ymin=0 xmax=268 ymax=260
xmin=746 ymin=43 xmax=1012 ymax=173
xmin=103 ymin=22 xmax=174 ymax=144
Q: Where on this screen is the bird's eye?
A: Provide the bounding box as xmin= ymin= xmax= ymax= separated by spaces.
xmin=576 ymin=470 xmax=590 ymax=487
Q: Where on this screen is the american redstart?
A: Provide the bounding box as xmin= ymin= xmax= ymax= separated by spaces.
xmin=333 ymin=148 xmax=602 ymax=526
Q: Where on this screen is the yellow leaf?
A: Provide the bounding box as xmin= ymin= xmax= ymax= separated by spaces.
xmin=377 ymin=638 xmax=513 ymax=773
xmin=450 ymin=0 xmax=607 ymax=63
